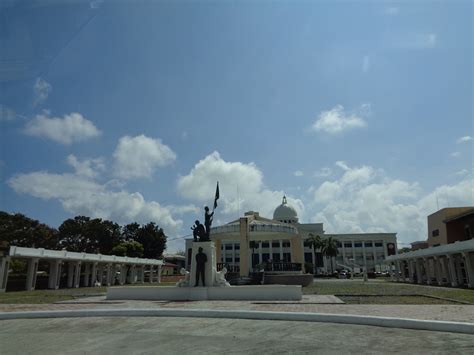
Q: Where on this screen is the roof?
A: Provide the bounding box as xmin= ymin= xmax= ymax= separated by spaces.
xmin=443 ymin=207 xmax=474 ymax=223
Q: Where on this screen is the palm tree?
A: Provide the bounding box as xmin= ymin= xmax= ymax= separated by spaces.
xmin=321 ymin=237 xmax=339 ymax=274
xmin=305 ymin=233 xmax=323 ymax=273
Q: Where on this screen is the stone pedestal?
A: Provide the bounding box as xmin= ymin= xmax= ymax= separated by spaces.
xmin=189 ymin=241 xmax=216 ymax=287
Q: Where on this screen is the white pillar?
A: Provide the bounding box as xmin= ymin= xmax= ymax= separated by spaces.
xmin=83 ymin=263 xmax=91 ymax=287
xmin=91 ymin=263 xmax=98 ymax=286
xmin=73 ymin=262 xmax=81 ymax=288
xmin=423 ymin=258 xmax=431 ymax=285
xmin=279 ymin=240 xmax=283 ymax=261
xmin=119 ymin=264 xmax=127 ymax=285
xmin=433 ymin=257 xmax=443 ymax=285
xmin=26 ymin=258 xmax=39 ymax=291
xmin=462 ymin=252 xmax=474 ymax=288
xmin=106 ymin=263 xmax=113 ymax=286
xmin=139 ymin=266 xmax=145 ymax=283
xmin=157 ymin=264 xmax=162 ymax=284
xmin=48 ymin=260 xmax=62 ymax=289
xmin=395 ymin=260 xmax=401 ymax=282
xmin=447 ymin=255 xmax=458 ymax=287
xmin=415 ymin=259 xmax=423 ymax=284
xmin=0 ymin=256 xmax=11 ymax=292
xmin=408 ymin=259 xmax=414 ymax=283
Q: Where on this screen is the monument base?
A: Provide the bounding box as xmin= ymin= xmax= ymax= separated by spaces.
xmin=106 ymin=285 xmax=302 ymax=301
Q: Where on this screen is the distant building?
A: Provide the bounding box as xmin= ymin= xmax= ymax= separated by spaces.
xmin=386 ymin=207 xmax=474 ymax=289
xmin=185 ymin=196 xmax=397 ymax=275
xmin=411 ymin=241 xmax=429 ymax=251
xmin=427 ymin=207 xmax=473 ymax=247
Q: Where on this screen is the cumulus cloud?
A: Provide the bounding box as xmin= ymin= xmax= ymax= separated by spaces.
xmin=24 ymin=112 xmax=101 ymax=144
xmin=294 ymin=170 xmax=304 ymax=177
xmin=311 ymin=104 xmax=368 ymax=134
xmin=393 ymin=33 xmax=437 ymax=49
xmin=457 ymin=136 xmax=472 ymax=144
xmin=33 ymin=78 xmax=52 ymax=106
xmin=314 ymin=167 xmax=332 ymax=178
xmin=0 ymin=105 xmax=19 ymax=122
xmin=177 ymin=151 xmax=304 ymax=220
xmin=113 ymin=135 xmax=176 ymax=180
xmin=311 ymin=162 xmax=473 ymax=245
xmin=8 ymin=171 xmax=183 ymax=236
xmin=451 ymin=152 xmax=461 ymax=158
xmin=67 ymin=154 xmax=105 ymax=179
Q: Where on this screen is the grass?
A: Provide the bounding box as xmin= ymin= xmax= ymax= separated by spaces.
xmin=0 ymin=287 xmax=107 ymax=304
xmin=304 ymin=279 xmax=474 ymax=304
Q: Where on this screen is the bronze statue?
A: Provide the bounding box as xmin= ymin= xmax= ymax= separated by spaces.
xmin=204 ymin=206 xmax=214 ymax=239
xmin=194 ymin=247 xmax=207 ymax=286
xmin=192 ymin=220 xmax=206 ymax=242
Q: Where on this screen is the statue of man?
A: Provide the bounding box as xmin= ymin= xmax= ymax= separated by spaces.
xmin=192 ymin=220 xmax=206 ymax=242
xmin=194 ymin=247 xmax=207 ymax=287
xmin=204 ymin=206 xmax=214 ymax=239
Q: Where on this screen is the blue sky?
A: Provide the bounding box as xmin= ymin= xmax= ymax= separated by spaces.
xmin=1 ymin=0 xmax=472 ymax=251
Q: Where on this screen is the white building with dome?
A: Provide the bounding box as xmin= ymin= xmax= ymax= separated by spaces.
xmin=185 ymin=196 xmax=397 ymax=276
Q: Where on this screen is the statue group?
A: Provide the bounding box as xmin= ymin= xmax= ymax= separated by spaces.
xmin=192 ymin=206 xmax=214 ymax=242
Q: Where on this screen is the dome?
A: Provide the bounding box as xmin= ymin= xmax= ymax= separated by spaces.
xmin=273 ymin=196 xmax=298 ymax=223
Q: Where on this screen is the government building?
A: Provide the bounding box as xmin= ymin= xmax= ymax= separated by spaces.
xmin=185 ymin=197 xmax=397 ymax=276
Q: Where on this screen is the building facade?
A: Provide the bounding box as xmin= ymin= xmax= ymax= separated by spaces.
xmin=185 ymin=197 xmax=397 ymax=275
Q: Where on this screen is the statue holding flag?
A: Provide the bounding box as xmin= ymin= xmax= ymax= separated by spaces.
xmin=203 ymin=182 xmax=219 ymax=241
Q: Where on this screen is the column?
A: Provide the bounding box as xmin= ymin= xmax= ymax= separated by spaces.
xmin=423 ymin=258 xmax=431 ymax=285
xmin=91 ymin=263 xmax=98 ymax=286
xmin=415 ymin=259 xmax=423 ymax=284
xmin=258 ymin=243 xmax=262 ymax=265
xmin=157 ymin=264 xmax=162 ymax=283
xmin=462 ymin=252 xmax=474 ymax=288
xmin=48 ymin=260 xmax=62 ymax=290
xmin=106 ymin=263 xmax=113 ymax=286
xmin=119 ymin=264 xmax=127 ymax=285
xmin=97 ymin=264 xmax=104 ymax=285
xmin=139 ymin=266 xmax=145 ymax=283
xmin=73 ymin=262 xmax=81 ymax=288
xmin=290 ymin=236 xmax=304 ymax=266
xmin=407 ymin=259 xmax=415 ymax=283
xmin=232 ymin=242 xmax=236 ymax=265
xmin=351 ymin=241 xmax=356 ymax=265
xmin=279 ymin=240 xmax=283 ymax=261
xmin=83 ymin=263 xmax=91 ymax=287
xmin=447 ymin=255 xmax=458 ymax=287
xmin=239 ymin=217 xmax=250 ymax=277
xmin=25 ymin=258 xmax=39 ymax=291
xmin=341 ymin=241 xmax=346 ymax=262
xmin=441 ymin=256 xmax=451 ymax=285
xmin=149 ymin=265 xmax=154 ymax=283
xmin=372 ymin=244 xmax=377 ymax=271
xmin=362 ymin=241 xmax=367 ymax=272
xmin=433 ymin=256 xmax=443 ymax=286
xmin=395 ymin=260 xmax=401 ymax=282
xmin=0 ymin=256 xmax=11 ymax=292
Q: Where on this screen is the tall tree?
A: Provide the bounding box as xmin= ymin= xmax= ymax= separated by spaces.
xmin=0 ymin=211 xmax=58 ymax=249
xmin=305 ymin=233 xmax=323 ymax=273
xmin=321 ymin=237 xmax=339 ymax=274
xmin=112 ymin=241 xmax=144 ymax=258
xmin=135 ymin=222 xmax=167 ymax=259
xmin=58 ymin=216 xmax=121 ymax=254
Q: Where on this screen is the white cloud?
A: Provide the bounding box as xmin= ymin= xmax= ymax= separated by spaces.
xmin=393 ymin=33 xmax=438 ymax=49
xmin=33 ymin=78 xmax=52 ymax=106
xmin=67 ymin=154 xmax=105 ymax=179
xmin=294 ymin=170 xmax=304 ymax=177
xmin=311 ymin=162 xmax=473 ymax=245
xmin=24 ymin=112 xmax=101 ymax=144
xmin=362 ymin=55 xmax=370 ymax=73
xmin=314 ymin=167 xmax=332 ymax=178
xmin=8 ymin=171 xmax=183 ymax=236
xmin=455 ymin=169 xmax=469 ymax=176
xmin=177 ymin=151 xmax=304 ymax=220
xmin=113 ymin=135 xmax=176 ymax=180
xmin=451 ymin=152 xmax=461 ymax=158
xmin=311 ymin=105 xmax=368 ymax=134
xmin=457 ymin=136 xmax=472 ymax=144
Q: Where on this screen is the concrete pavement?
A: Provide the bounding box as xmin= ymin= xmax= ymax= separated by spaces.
xmin=1 ymin=316 xmax=474 ymax=354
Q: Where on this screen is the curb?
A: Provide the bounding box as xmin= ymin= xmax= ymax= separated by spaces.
xmin=0 ymin=308 xmax=473 ymax=334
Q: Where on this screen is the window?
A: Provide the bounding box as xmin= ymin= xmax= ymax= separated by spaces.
xmin=225 ymin=245 xmax=233 ymax=250
xmin=262 ymin=253 xmax=270 ymax=261
xmin=272 ymin=242 xmax=280 ymax=248
xmin=235 ymin=257 xmax=240 ymax=262
xmin=261 ymin=242 xmax=269 ymax=248
xmin=344 ymin=243 xmax=352 ymax=248
xmin=354 ymin=243 xmax=362 ymax=248
xmin=465 ymin=225 xmax=471 ymax=239
xmin=282 ymin=242 xmax=290 ymax=248
xmin=375 ymin=242 xmax=383 ymax=247
xmin=336 ymin=242 xmax=342 ymax=248
xmin=283 ymin=253 xmax=291 ymax=262
xmin=225 ymin=257 xmax=232 ymax=262
xmin=364 ymin=242 xmax=373 ymax=247
xmin=272 ymin=253 xmax=281 ymax=261
xmin=432 ymin=229 xmax=439 ymax=237
xmin=234 ymin=244 xmax=240 ymax=250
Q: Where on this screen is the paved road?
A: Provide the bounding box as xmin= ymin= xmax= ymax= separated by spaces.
xmin=1 ymin=317 xmax=473 ymax=354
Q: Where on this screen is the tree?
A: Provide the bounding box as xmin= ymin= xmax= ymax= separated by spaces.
xmin=321 ymin=237 xmax=339 ymax=274
xmin=0 ymin=211 xmax=58 ymax=249
xmin=305 ymin=234 xmax=323 ymax=273
xmin=112 ymin=241 xmax=144 ymax=258
xmin=122 ymin=222 xmax=141 ymax=241
xmin=58 ymin=216 xmax=121 ymax=254
xmin=135 ymin=222 xmax=167 ymax=259
xmin=398 ymin=247 xmax=411 ymax=254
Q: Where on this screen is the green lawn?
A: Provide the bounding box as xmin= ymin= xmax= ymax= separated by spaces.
xmin=304 ymin=280 xmax=474 ymax=304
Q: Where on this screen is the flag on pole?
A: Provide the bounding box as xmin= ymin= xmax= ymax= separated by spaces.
xmin=213 ymin=181 xmax=219 ymax=210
